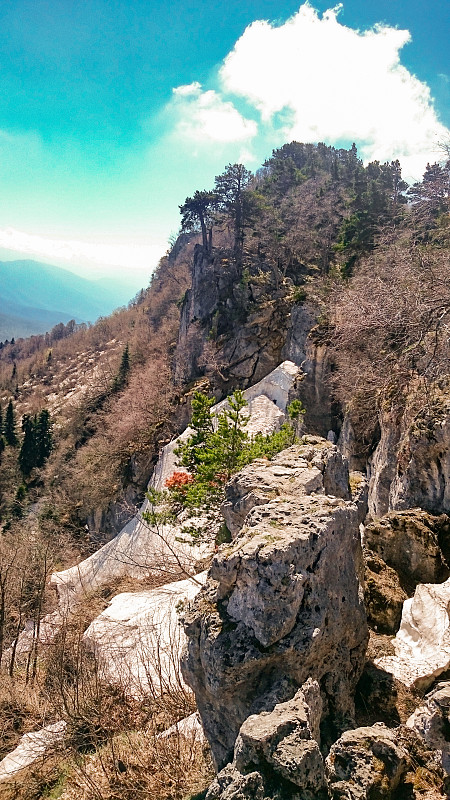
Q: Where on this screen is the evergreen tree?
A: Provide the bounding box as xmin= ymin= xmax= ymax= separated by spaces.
xmin=179 ymin=190 xmax=217 ymax=252
xmin=4 ymin=400 xmax=18 ymax=447
xmin=0 ymin=403 xmax=3 ymax=436
xmin=214 ymin=164 xmax=253 ymax=264
xmin=18 ymin=415 xmax=37 ymax=477
xmin=113 ymin=344 xmax=131 ymax=391
xmin=35 ymin=409 xmax=52 ymax=467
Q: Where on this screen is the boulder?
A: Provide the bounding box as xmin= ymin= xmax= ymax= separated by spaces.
xmin=182 ymin=442 xmax=368 ymax=769
xmin=206 ymin=681 xmax=326 ymax=800
xmin=376 ymin=578 xmax=450 ymax=690
xmin=406 ymin=681 xmax=450 ymax=781
xmin=325 ymin=724 xmax=408 ymax=800
xmin=364 ymin=509 xmax=450 ymax=590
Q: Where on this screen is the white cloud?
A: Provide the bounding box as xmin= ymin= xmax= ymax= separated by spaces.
xmin=170 ymin=82 xmax=258 ymax=144
xmin=0 ymin=227 xmax=166 ymax=281
xmin=215 ymin=2 xmax=448 ymax=180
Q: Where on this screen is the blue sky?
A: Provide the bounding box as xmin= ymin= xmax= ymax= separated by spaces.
xmin=0 ymin=0 xmax=448 ymax=289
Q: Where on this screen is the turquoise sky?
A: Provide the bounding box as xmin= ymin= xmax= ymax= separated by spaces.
xmin=0 ymin=0 xmax=448 ymax=288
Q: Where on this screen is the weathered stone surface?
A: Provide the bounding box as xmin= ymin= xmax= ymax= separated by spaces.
xmin=0 ymin=721 xmax=66 ymax=783
xmin=175 ymin=245 xmax=294 ymax=388
xmin=83 ymin=574 xmax=206 ymax=698
xmin=406 ymin=681 xmax=450 ymax=779
xmin=368 ymin=406 xmax=450 ymax=518
xmin=221 ymin=438 xmax=351 ymax=538
xmin=325 ymin=724 xmax=408 ymax=800
xmin=282 ymin=302 xmax=317 ymax=367
xmin=206 ymin=681 xmax=325 ymax=800
xmin=182 ymin=442 xmax=368 ymax=769
xmin=376 ymin=578 xmax=450 ymax=690
xmin=205 ymin=765 xmax=266 ymax=800
xmin=364 ymin=551 xmax=407 ymax=635
xmin=364 ymin=509 xmax=450 ymax=589
xmin=349 ymin=471 xmax=369 ymax=526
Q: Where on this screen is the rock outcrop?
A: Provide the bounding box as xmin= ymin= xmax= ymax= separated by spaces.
xmin=206 ymin=680 xmax=325 ymax=800
xmin=368 ymin=406 xmax=450 ymax=518
xmin=182 ymin=440 xmax=368 ymax=769
xmin=363 ymin=551 xmax=407 ymax=635
xmin=175 ymin=246 xmax=295 ymax=389
xmin=221 ymin=436 xmax=351 ymax=537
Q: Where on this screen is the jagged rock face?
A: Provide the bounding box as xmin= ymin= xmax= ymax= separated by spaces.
xmin=291 ymin=339 xmax=336 ymax=439
xmin=406 ymin=682 xmax=450 ymax=783
xmin=325 ymin=724 xmax=409 ymax=800
xmin=206 ymin=680 xmax=326 ymax=800
xmin=182 ymin=441 xmax=368 ymax=769
xmin=175 ymin=246 xmax=293 ymax=388
xmin=376 ymin=578 xmax=450 ymax=690
xmin=221 ymin=438 xmax=351 ymax=537
xmin=368 ymin=409 xmax=450 ymax=517
xmin=282 ymin=303 xmax=317 ymax=367
xmin=364 ymin=509 xmax=450 ymax=590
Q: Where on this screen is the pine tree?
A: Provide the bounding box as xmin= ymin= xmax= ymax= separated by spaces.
xmin=4 ymin=400 xmax=18 ymax=447
xmin=35 ymin=409 xmax=52 ymax=467
xmin=113 ymin=344 xmax=131 ymax=391
xmin=18 ymin=415 xmax=37 ymax=477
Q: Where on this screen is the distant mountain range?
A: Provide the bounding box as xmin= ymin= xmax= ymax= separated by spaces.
xmin=0 ymin=260 xmax=139 ymax=340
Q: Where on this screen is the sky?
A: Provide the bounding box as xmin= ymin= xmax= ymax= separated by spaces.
xmin=0 ymin=0 xmax=448 ymax=290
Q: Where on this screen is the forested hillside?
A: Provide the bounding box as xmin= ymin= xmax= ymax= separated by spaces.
xmin=0 ymin=141 xmax=448 ymax=799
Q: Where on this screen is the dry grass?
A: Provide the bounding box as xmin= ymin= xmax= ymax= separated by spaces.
xmin=59 ymin=726 xmax=213 ymax=800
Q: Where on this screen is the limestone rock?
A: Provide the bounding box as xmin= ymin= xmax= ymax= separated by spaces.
xmin=376 ymin=578 xmax=450 ymax=690
xmin=364 ymin=509 xmax=450 ymax=589
xmin=368 ymin=406 xmax=450 ymax=518
xmin=83 ymin=574 xmax=206 ymax=698
xmin=364 ymin=551 xmax=407 ymax=635
xmin=221 ymin=438 xmax=351 ymax=538
xmin=282 ymin=302 xmax=317 ymax=367
xmin=349 ymin=471 xmax=369 ymax=526
xmin=325 ymin=724 xmax=408 ymax=800
xmin=206 ymin=681 xmax=325 ymax=800
xmin=0 ymin=721 xmax=66 ymax=783
xmin=406 ymin=681 xmax=450 ymax=779
xmin=182 ymin=442 xmax=368 ymax=769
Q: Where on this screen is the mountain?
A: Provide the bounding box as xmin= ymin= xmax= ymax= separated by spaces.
xmin=0 ymin=259 xmax=138 ymax=339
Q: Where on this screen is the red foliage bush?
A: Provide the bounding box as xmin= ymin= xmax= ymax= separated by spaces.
xmin=165 ymin=471 xmax=194 ymax=490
